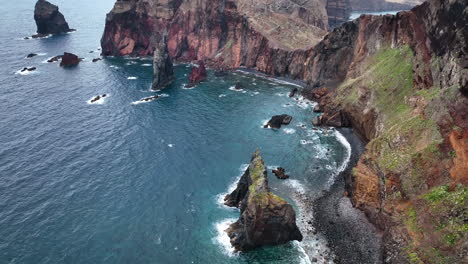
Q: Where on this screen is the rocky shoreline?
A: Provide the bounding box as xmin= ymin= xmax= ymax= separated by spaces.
xmin=312 ymin=128 xmax=383 ymax=264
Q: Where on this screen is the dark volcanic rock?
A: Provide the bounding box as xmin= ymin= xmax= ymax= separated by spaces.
xmin=34 ymin=0 xmax=74 ymax=35
xmin=272 ymin=167 xmax=290 ymax=180
xmin=186 ymin=61 xmax=207 ymax=88
xmin=152 ymin=38 xmax=174 ymax=90
xmin=289 ymin=87 xmax=298 ymax=97
xmin=234 ymin=83 xmax=243 ymax=90
xmin=90 ymin=94 xmax=107 ymax=103
xmin=264 ymin=114 xmax=293 ymax=129
xmin=225 ymin=150 xmax=302 ymax=252
xmin=26 ymin=53 xmax=38 ymax=58
xmin=59 ymin=52 xmax=80 ymax=67
xmin=21 ymin=67 xmax=37 ymax=72
xmin=92 ymin=58 xmax=102 ymax=63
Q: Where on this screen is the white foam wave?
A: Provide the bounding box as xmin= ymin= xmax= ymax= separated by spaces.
xmin=283 ymin=128 xmax=296 ymax=134
xmin=181 ymin=84 xmax=195 ymax=90
xmin=286 ymin=179 xmax=307 ymax=195
xmin=141 ymin=64 xmax=152 ymax=67
xmin=261 ymin=119 xmax=270 ymax=128
xmin=216 ymin=164 xmax=249 ymax=208
xmin=218 ymin=94 xmax=227 ymax=98
xmin=168 ymin=144 xmax=174 ymax=148
xmin=228 ymin=86 xmax=244 ymax=92
xmin=15 ymin=68 xmax=37 ymax=75
xmin=213 ymin=218 xmax=238 ymax=257
xmin=127 ymin=76 xmax=138 ymax=80
xmin=131 ymin=94 xmax=168 ymax=105
xmin=300 ymin=140 xmax=314 ymax=145
xmin=293 ymin=241 xmax=313 ymax=264
xmin=326 ymin=130 xmax=352 ymax=187
xmin=295 ymin=96 xmax=314 ymax=109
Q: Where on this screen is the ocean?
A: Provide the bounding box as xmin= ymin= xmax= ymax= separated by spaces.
xmin=0 ymin=1 xmax=351 ymax=263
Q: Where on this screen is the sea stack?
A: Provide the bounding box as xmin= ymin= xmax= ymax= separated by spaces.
xmin=224 ymin=150 xmax=302 ymax=252
xmin=152 ymin=38 xmax=174 ymax=90
xmin=186 ymin=61 xmax=207 ymax=88
xmin=34 ymin=0 xmax=74 ymax=35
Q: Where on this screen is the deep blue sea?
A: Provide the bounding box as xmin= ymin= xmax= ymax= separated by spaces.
xmin=0 ymin=1 xmax=350 ymax=263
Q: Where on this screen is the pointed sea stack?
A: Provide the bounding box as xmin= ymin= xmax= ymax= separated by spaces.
xmin=224 ymin=150 xmax=302 ymax=252
xmin=152 ymin=38 xmax=174 ymax=90
xmin=186 ymin=61 xmax=207 ymax=88
xmin=34 ymin=0 xmax=74 ymax=35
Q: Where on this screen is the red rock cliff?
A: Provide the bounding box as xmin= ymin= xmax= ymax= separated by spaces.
xmin=101 ymin=0 xmax=328 ymax=71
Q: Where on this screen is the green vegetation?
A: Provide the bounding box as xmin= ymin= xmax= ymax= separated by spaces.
xmin=333 ymin=46 xmax=463 ymax=263
xmin=247 ymin=152 xmax=286 ymax=206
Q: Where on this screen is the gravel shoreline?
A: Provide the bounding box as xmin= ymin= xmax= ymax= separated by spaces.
xmin=313 ymin=128 xmax=383 ymax=264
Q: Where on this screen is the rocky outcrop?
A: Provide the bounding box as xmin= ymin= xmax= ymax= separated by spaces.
xmin=60 ymin=52 xmax=80 ymax=67
xmin=272 ymin=167 xmax=290 ymax=180
xmin=34 ymin=0 xmax=73 ymax=35
xmin=186 ymin=61 xmax=207 ymax=88
xmin=264 ymin=114 xmax=293 ymax=129
xmin=224 ymin=150 xmax=302 ymax=251
xmin=152 ymin=38 xmax=174 ymax=90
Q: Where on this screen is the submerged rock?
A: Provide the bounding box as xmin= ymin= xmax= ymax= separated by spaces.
xmin=34 ymin=0 xmax=74 ymax=35
xmin=26 ymin=53 xmax=38 ymax=58
xmin=90 ymin=94 xmax=107 ymax=103
xmin=264 ymin=114 xmax=293 ymax=129
xmin=224 ymin=150 xmax=302 ymax=251
xmin=21 ymin=67 xmax=37 ymax=72
xmin=152 ymin=38 xmax=174 ymax=90
xmin=59 ymin=52 xmax=80 ymax=67
xmin=92 ymin=58 xmax=102 ymax=63
xmin=186 ymin=61 xmax=207 ymax=88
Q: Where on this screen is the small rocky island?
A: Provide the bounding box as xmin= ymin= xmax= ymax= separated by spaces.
xmin=224 ymin=150 xmax=302 ymax=251
xmin=34 ymin=0 xmax=74 ymax=36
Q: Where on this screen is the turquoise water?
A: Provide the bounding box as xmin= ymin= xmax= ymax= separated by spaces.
xmin=0 ymin=1 xmax=350 ymax=263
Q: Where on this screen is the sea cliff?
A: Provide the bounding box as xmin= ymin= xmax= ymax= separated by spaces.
xmin=100 ymin=0 xmax=467 ymax=262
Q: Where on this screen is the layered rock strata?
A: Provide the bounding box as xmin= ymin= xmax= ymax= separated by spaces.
xmin=224 ymin=150 xmax=303 ymax=252
xmin=101 ymin=0 xmax=328 ymax=68
xmin=34 ymin=0 xmax=74 ymax=35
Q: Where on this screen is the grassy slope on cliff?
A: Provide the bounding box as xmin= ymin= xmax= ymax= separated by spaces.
xmin=333 ymin=45 xmax=467 ymax=263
